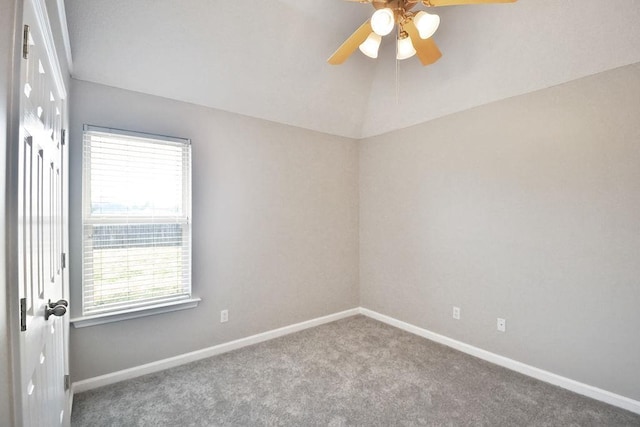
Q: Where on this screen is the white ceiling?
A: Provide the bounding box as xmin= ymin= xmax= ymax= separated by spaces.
xmin=64 ymin=0 xmax=640 ymax=139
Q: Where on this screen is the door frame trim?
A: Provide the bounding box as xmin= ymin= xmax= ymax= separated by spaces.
xmin=29 ymin=0 xmax=67 ymax=99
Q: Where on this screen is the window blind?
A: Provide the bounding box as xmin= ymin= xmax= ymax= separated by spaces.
xmin=82 ymin=125 xmax=192 ymax=315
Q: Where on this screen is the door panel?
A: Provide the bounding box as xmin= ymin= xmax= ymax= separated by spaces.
xmin=16 ymin=0 xmax=69 ymax=425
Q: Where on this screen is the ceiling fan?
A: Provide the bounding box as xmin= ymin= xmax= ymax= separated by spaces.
xmin=328 ymin=0 xmax=517 ymax=66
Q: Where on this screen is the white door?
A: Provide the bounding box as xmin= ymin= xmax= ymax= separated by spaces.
xmin=16 ymin=0 xmax=69 ymax=425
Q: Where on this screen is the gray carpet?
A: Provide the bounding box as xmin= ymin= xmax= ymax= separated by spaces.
xmin=71 ymin=315 xmax=640 ymax=426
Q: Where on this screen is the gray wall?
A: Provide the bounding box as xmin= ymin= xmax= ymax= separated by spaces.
xmin=69 ymin=79 xmax=360 ymax=381
xmin=359 ymin=63 xmax=640 ymax=401
xmin=69 ymin=62 xmax=640 ymax=403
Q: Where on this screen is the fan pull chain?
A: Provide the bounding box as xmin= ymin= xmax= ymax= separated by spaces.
xmin=395 ymin=28 xmax=400 ymax=105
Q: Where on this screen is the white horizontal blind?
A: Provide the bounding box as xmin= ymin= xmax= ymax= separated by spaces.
xmin=82 ymin=125 xmax=192 ymax=315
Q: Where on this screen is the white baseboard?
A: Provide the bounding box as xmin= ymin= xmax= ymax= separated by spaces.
xmin=359 ymin=307 xmax=640 ymax=415
xmin=71 ymin=306 xmax=640 ymax=416
xmin=72 ymin=308 xmax=359 ymax=394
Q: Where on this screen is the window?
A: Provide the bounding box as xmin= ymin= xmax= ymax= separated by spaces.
xmin=81 ymin=125 xmax=193 ymax=318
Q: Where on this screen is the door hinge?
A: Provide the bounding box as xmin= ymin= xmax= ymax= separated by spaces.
xmin=61 ymin=129 xmax=66 ymax=146
xmin=61 ymin=253 xmax=66 ymax=269
xmin=20 ymin=298 xmax=27 ymax=332
xmin=22 ymin=25 xmax=30 ymax=59
xmin=64 ymin=374 xmax=70 ymax=391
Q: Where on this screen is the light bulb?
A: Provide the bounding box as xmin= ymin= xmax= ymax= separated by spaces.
xmin=371 ymin=8 xmax=395 ymax=36
xmin=413 ymin=11 xmax=440 ymax=39
xmin=396 ymin=35 xmax=416 ymax=60
xmin=359 ymin=32 xmax=382 ymax=59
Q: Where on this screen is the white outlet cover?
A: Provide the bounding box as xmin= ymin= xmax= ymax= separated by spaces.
xmin=497 ymin=318 xmax=506 ymax=332
xmin=453 ymin=307 xmax=461 ymax=320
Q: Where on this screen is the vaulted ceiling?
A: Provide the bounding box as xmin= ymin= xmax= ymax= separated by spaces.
xmin=64 ymin=0 xmax=640 ymax=139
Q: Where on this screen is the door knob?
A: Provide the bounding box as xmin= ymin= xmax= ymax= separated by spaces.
xmin=48 ymin=299 xmax=68 ymax=309
xmin=45 ymin=304 xmax=67 ymax=320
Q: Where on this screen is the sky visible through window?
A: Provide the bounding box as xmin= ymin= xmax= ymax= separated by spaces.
xmin=90 ymin=134 xmax=184 ymax=217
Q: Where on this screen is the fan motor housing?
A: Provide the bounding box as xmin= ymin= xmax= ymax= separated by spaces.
xmin=372 ymin=0 xmax=420 ymax=12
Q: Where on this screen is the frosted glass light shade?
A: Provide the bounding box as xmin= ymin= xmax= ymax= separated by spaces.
xmin=371 ymin=8 xmax=395 ymax=36
xmin=396 ymin=36 xmax=416 ymax=60
xmin=359 ymin=32 xmax=382 ymax=59
xmin=413 ymin=11 xmax=440 ymax=39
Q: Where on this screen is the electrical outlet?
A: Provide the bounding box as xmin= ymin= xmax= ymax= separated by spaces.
xmin=452 ymin=306 xmax=461 ymax=320
xmin=497 ymin=318 xmax=506 ymax=332
xmin=220 ymin=309 xmax=228 ymax=323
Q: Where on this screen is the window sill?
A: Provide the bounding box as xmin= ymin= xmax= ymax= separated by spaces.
xmin=70 ymin=297 xmax=201 ymax=328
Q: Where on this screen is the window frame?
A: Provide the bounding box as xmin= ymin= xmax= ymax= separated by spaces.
xmin=71 ymin=125 xmax=199 ymax=328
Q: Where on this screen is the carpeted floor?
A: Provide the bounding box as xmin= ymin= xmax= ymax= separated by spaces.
xmin=71 ymin=315 xmax=640 ymax=426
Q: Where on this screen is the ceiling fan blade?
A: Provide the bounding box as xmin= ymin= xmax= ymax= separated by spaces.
xmin=404 ymin=20 xmax=442 ymax=66
xmin=425 ymin=0 xmax=516 ymax=6
xmin=328 ymin=20 xmax=373 ymax=65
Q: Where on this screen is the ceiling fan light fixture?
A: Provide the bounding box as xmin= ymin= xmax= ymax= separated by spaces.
xmin=359 ymin=32 xmax=382 ymax=58
xmin=413 ymin=10 xmax=440 ymax=39
xmin=396 ymin=33 xmax=416 ymax=60
xmin=371 ymin=8 xmax=395 ymax=36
